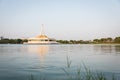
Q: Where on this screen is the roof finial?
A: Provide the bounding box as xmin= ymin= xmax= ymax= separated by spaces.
xmin=41 ymin=24 xmax=44 ymax=35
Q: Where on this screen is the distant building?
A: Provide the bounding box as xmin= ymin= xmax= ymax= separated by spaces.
xmin=0 ymin=36 xmax=4 ymax=40
xmin=24 ymin=25 xmax=58 ymax=44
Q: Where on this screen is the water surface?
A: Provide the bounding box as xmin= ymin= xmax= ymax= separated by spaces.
xmin=0 ymin=44 xmax=120 ymax=80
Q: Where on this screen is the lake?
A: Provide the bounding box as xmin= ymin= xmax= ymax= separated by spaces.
xmin=0 ymin=44 xmax=120 ymax=80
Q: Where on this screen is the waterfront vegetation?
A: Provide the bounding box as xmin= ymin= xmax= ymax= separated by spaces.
xmin=29 ymin=56 xmax=118 ymax=80
xmin=0 ymin=38 xmax=28 ymax=44
xmin=0 ymin=36 xmax=120 ymax=44
xmin=57 ymin=37 xmax=120 ymax=44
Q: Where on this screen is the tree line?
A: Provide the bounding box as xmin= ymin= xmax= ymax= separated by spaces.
xmin=0 ymin=38 xmax=28 ymax=44
xmin=0 ymin=36 xmax=120 ymax=44
xmin=57 ymin=37 xmax=120 ymax=44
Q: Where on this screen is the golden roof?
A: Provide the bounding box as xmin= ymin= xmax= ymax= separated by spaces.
xmin=35 ymin=35 xmax=48 ymax=38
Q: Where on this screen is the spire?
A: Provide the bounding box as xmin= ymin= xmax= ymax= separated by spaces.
xmin=41 ymin=24 xmax=45 ymax=35
xmin=35 ymin=24 xmax=48 ymax=38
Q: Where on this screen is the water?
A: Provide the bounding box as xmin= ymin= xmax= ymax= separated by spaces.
xmin=0 ymin=44 xmax=120 ymax=80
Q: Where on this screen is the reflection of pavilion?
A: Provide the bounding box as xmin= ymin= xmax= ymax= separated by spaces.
xmin=27 ymin=45 xmax=49 ymax=66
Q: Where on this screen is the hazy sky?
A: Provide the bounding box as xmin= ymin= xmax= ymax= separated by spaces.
xmin=0 ymin=0 xmax=120 ymax=40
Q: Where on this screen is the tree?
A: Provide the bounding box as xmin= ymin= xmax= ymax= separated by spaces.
xmin=106 ymin=37 xmax=113 ymax=42
xmin=16 ymin=39 xmax=22 ymax=43
xmin=93 ymin=39 xmax=100 ymax=43
xmin=100 ymin=38 xmax=107 ymax=43
xmin=114 ymin=37 xmax=120 ymax=43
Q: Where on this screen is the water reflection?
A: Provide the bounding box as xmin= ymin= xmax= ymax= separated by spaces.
xmin=94 ymin=44 xmax=120 ymax=54
xmin=100 ymin=45 xmax=112 ymax=53
xmin=27 ymin=45 xmax=49 ymax=67
xmin=115 ymin=45 xmax=120 ymax=54
xmin=0 ymin=44 xmax=120 ymax=80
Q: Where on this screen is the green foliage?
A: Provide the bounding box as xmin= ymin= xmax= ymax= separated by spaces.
xmin=57 ymin=40 xmax=70 ymax=44
xmin=16 ymin=39 xmax=22 ymax=43
xmin=107 ymin=37 xmax=112 ymax=42
xmin=57 ymin=36 xmax=120 ymax=44
xmin=0 ymin=39 xmax=9 ymax=44
xmin=93 ymin=37 xmax=114 ymax=44
xmin=0 ymin=38 xmax=28 ymax=44
xmin=114 ymin=37 xmax=120 ymax=43
xmin=57 ymin=40 xmax=91 ymax=44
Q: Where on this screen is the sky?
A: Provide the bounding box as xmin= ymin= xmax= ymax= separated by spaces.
xmin=0 ymin=0 xmax=120 ymax=40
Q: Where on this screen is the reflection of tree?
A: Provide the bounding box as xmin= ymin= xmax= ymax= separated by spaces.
xmin=94 ymin=45 xmax=120 ymax=54
xmin=94 ymin=45 xmax=113 ymax=54
xmin=100 ymin=45 xmax=112 ymax=53
xmin=115 ymin=45 xmax=120 ymax=53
